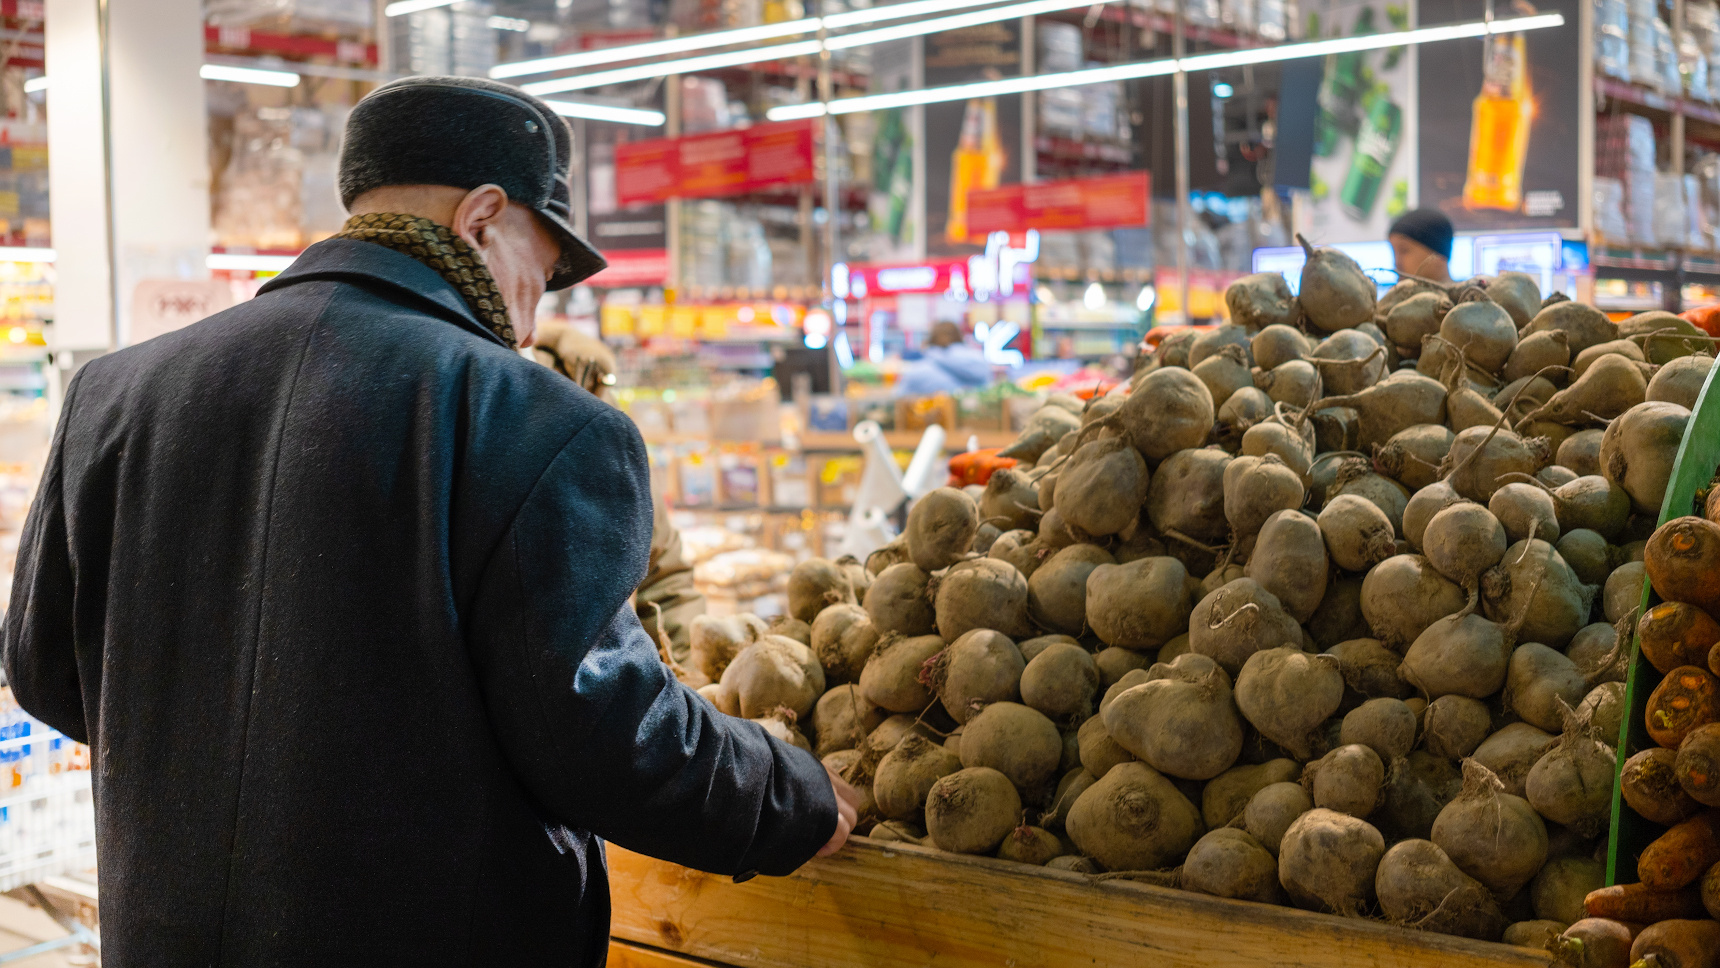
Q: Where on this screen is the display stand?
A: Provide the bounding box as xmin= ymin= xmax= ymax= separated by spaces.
xmin=605 ymin=840 xmax=1553 ymax=968
xmin=1608 ymin=359 xmax=1720 ymax=884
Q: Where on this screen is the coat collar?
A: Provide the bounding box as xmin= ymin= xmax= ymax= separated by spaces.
xmin=257 ymin=238 xmax=510 ymax=349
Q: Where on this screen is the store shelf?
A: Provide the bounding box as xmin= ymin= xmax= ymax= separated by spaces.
xmin=1035 ymin=135 xmax=1135 ymax=172
xmin=1042 ymin=5 xmax=1266 ymax=50
xmin=703 ymin=59 xmax=870 ymax=91
xmin=1036 ymin=266 xmax=1157 ymax=283
xmin=204 ymin=24 xmax=377 ymax=66
xmin=1594 ymin=297 xmax=1664 ymax=312
xmin=1595 ymin=76 xmax=1720 ymax=141
xmin=683 ymin=503 xmax=836 ymax=514
xmin=799 ymin=429 xmax=1014 ymax=451
xmin=1594 ymin=245 xmax=1720 ymax=285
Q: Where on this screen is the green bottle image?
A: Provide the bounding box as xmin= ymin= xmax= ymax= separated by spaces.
xmin=872 ymin=109 xmax=901 ymax=194
xmin=885 ymin=130 xmax=913 ymax=241
xmin=1339 ymin=84 xmax=1402 ymax=220
xmin=1312 ymin=6 xmax=1375 ymax=157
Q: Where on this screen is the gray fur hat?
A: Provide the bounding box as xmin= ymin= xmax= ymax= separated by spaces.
xmin=339 ymin=75 xmax=605 ymax=290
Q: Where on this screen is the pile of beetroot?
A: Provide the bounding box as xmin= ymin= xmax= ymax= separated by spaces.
xmin=678 ymin=237 xmax=1719 ymax=952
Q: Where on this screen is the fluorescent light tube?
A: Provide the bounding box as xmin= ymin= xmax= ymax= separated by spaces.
xmin=22 ymin=77 xmax=46 ymax=93
xmin=1178 ymin=12 xmax=1564 ymax=71
xmin=826 ymin=0 xmax=1098 ymax=48
xmin=768 ymin=12 xmax=1562 ymax=119
xmin=522 ymin=40 xmax=825 ymax=94
xmin=769 ymin=58 xmax=1178 ymax=118
xmin=384 ymin=0 xmax=458 ymax=15
xmin=208 ymin=253 xmax=297 ymax=272
xmin=493 ymin=20 xmax=818 ymax=78
xmin=493 ymin=0 xmax=1093 ymax=80
xmin=518 ymin=0 xmax=1094 ymax=94
xmin=200 ymin=64 xmax=301 ymax=87
xmin=543 ymin=99 xmax=666 ymax=125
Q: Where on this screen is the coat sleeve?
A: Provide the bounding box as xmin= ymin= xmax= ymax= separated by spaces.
xmin=467 ymin=408 xmax=836 ymax=876
xmin=3 ymin=376 xmax=89 ymax=744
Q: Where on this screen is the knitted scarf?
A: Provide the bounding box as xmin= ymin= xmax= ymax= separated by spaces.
xmin=334 ymin=213 xmax=516 ymax=348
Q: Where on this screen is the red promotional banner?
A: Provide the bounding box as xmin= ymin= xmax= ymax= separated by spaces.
xmin=615 ymin=121 xmax=817 ymax=207
xmin=584 ymin=249 xmax=669 ymax=287
xmin=967 ymin=172 xmax=1152 ymax=235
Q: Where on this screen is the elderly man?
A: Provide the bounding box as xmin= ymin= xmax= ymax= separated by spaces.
xmin=533 ymin=321 xmax=705 ymax=660
xmin=4 ymin=76 xmax=854 ymax=967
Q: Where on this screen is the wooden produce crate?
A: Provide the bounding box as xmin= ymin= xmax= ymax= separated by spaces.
xmin=1608 ymin=361 xmax=1720 ymax=883
xmin=606 ymin=839 xmax=1553 ymax=968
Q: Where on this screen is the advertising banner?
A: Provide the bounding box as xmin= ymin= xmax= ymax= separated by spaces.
xmin=859 ymin=38 xmax=921 ymax=263
xmin=614 ymin=120 xmax=817 ymax=206
xmin=1417 ymin=0 xmax=1582 ymax=230
xmin=585 ymin=121 xmax=668 ymax=287
xmin=967 ymin=173 xmax=1152 ymax=235
xmin=1294 ymin=0 xmax=1416 ymax=243
xmin=923 ymin=20 xmax=1024 ymax=256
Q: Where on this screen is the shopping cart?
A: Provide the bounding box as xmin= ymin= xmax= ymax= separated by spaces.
xmin=0 ymin=690 xmax=97 ymax=963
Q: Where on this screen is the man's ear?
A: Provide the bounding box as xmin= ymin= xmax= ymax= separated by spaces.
xmin=452 ymin=184 xmax=510 ymax=249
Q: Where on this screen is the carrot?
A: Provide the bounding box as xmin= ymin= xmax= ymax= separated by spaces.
xmin=1623 ymin=748 xmax=1705 ymax=826
xmin=1648 ymin=667 xmax=1720 ymax=750
xmin=1551 ymin=919 xmax=1635 ymax=968
xmin=1640 ymin=813 xmax=1720 ymax=890
xmin=1639 ymin=603 xmax=1720 ymax=675
xmin=1678 ymin=725 xmax=1720 ymax=807
xmin=1586 ymin=883 xmax=1708 ymax=923
xmin=1647 ymin=517 xmax=1720 ymax=617
xmin=1628 ymin=918 xmax=1720 ymax=968
xmin=946 ymin=449 xmax=1017 ymax=488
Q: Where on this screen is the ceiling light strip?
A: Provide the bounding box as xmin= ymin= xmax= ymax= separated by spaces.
xmin=767 ymin=11 xmax=1562 ymax=119
xmin=518 ymin=0 xmax=1096 ymax=94
xmin=199 ymin=63 xmax=301 ymax=87
xmin=825 ymin=0 xmax=1108 ymax=49
xmin=521 ymin=40 xmax=826 ymax=94
xmin=493 ymin=0 xmax=1090 ymax=80
xmin=384 ymin=0 xmax=459 ymax=15
xmin=493 ymin=20 xmax=819 ymax=78
xmin=543 ymin=99 xmax=667 ymax=125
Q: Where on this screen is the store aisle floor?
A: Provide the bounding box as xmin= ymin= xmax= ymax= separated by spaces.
xmin=0 ymin=892 xmax=92 ymax=966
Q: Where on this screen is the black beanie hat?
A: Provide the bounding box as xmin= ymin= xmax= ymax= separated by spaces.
xmin=1388 ymin=208 xmax=1455 ymax=261
xmin=338 ymin=76 xmax=606 ymax=290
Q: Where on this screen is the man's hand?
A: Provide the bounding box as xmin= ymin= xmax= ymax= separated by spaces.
xmin=816 ymin=763 xmax=861 ymax=857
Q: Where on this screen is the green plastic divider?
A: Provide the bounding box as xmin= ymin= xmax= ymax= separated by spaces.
xmin=1606 ymin=361 xmax=1720 ymax=886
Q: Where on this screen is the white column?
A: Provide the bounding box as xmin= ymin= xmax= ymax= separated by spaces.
xmin=46 ymin=0 xmax=210 ymax=355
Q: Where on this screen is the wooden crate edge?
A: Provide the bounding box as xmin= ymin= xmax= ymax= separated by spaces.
xmin=607 ymin=837 xmax=1554 ymax=968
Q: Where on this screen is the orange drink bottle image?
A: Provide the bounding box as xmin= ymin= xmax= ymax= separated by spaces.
xmin=945 ymin=97 xmax=1008 ymax=245
xmin=1462 ymin=31 xmax=1534 ymax=211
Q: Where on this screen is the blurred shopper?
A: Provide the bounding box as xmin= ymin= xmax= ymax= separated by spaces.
xmin=4 ymin=76 xmax=854 ymax=968
xmin=897 ymin=320 xmax=993 ymax=396
xmin=1388 ymin=208 xmax=1456 ymax=285
xmin=533 ymin=320 xmax=706 ymax=660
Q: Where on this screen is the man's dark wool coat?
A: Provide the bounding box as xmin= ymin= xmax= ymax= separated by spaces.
xmin=1 ymin=238 xmax=836 ymax=967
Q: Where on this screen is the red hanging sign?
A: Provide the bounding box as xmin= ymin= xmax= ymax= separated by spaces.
xmin=615 ymin=120 xmax=817 ymax=207
xmin=967 ymin=172 xmax=1152 ymax=235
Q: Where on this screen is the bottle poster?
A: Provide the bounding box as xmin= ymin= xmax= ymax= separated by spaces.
xmin=860 ymin=39 xmax=922 ymax=263
xmin=1294 ymin=0 xmax=1418 ymax=244
xmin=1416 ymin=0 xmax=1581 ymax=230
xmin=922 ymin=20 xmax=1024 ymax=257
